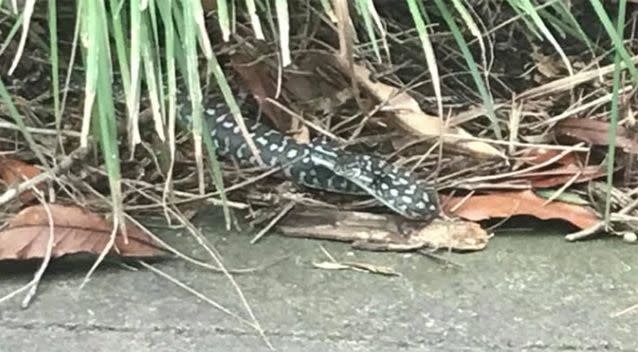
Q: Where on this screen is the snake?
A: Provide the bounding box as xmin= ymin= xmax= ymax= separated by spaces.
xmin=178 ymin=94 xmax=440 ymax=221
xmin=5 ymin=65 xmax=440 ymax=221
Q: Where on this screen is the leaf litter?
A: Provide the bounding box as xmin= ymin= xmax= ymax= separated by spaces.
xmin=0 ymin=204 xmax=165 ymax=260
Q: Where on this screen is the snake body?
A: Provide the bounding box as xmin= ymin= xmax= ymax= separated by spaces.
xmin=13 ymin=66 xmax=439 ymax=220
xmin=180 ymin=96 xmax=440 ymax=221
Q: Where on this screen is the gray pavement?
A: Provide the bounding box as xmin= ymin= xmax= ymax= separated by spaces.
xmin=1 ymin=210 xmax=637 ymax=351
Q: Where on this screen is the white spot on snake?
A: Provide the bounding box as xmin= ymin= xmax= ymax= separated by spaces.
xmin=398 ymin=178 xmax=409 ymax=185
xmin=206 ymin=108 xmax=216 ymax=115
xmin=381 ymin=183 xmax=389 ymax=190
xmin=216 ymin=115 xmax=227 ymax=123
xmin=401 ymin=195 xmax=413 ymax=204
xmin=278 ymin=140 xmax=288 ymax=152
xmin=269 ymin=144 xmax=279 ymax=152
xmin=256 ymin=137 xmax=269 ymax=146
xmin=269 ymin=156 xmax=278 ymax=166
xmin=404 ymin=185 xmax=416 ymax=195
xmin=232 ymin=126 xmax=240 ymax=134
xmin=416 ymin=201 xmax=426 ymax=209
xmin=422 ymin=193 xmax=430 ymax=202
xmin=236 ymin=145 xmax=247 ymax=158
xmin=302 ymin=157 xmax=310 ymax=164
xmin=429 ymin=204 xmax=436 ymax=211
xmin=287 ymin=149 xmax=298 ymax=159
xmin=309 ymin=169 xmax=317 ymax=176
xmin=298 ymin=171 xmax=306 ymax=182
xmin=222 ymin=121 xmax=234 ymax=129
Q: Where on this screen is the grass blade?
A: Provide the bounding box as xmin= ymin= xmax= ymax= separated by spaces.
xmin=432 ymin=0 xmax=501 ymax=139
xmin=604 ymin=0 xmax=626 ymax=226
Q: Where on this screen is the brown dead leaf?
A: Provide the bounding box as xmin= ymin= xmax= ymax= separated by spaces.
xmin=442 ymin=190 xmax=600 ymax=229
xmin=0 ymin=157 xmax=44 ymax=203
xmin=554 ymin=118 xmax=638 ymax=153
xmin=510 ymin=148 xmax=606 ymax=188
xmin=519 ymin=164 xmax=605 ymax=188
xmin=326 ymin=53 xmax=504 ymax=160
xmin=230 ymin=52 xmax=312 ymax=142
xmin=0 ymin=204 xmax=164 ymax=260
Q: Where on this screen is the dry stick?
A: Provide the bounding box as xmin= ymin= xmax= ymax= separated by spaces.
xmin=611 ymin=302 xmax=638 ymax=318
xmin=250 ymin=200 xmax=296 ymax=244
xmin=78 ymin=214 xmax=119 ymax=291
xmin=566 ymin=187 xmax=638 ymax=241
xmin=83 ymin=182 xmax=283 ymax=274
xmin=138 ymin=261 xmax=260 ymax=329
xmin=21 ymin=188 xmax=55 ymax=308
xmin=124 ymin=155 xmax=298 ymax=211
xmin=79 ymin=184 xmax=271 ymax=347
xmin=139 ymin=261 xmax=274 ymax=351
xmin=517 ymin=54 xmax=638 ymax=100
xmin=0 ymin=146 xmax=88 ymax=207
xmin=166 ymin=205 xmax=272 ymax=349
xmin=449 ymin=143 xmax=584 ymax=187
xmin=0 ymin=121 xmax=82 ymax=137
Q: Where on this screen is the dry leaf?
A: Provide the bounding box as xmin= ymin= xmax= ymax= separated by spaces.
xmin=327 ymin=53 xmax=505 ymax=160
xmin=0 ymin=157 xmax=44 ymax=203
xmin=521 ymin=164 xmax=605 ymax=188
xmin=0 ymin=204 xmax=164 ymax=260
xmin=554 ymin=118 xmax=638 ymax=153
xmin=230 ymin=52 xmax=312 ymax=142
xmin=511 ymin=148 xmax=605 ymax=188
xmin=442 ymin=190 xmax=600 ymax=229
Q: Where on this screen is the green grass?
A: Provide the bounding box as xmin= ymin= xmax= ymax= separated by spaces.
xmin=1 ymin=0 xmax=636 ymax=229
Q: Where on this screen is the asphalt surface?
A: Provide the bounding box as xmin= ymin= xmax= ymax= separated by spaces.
xmin=1 ymin=210 xmax=637 ymax=351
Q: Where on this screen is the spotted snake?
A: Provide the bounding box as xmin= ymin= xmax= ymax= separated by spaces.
xmin=180 ymin=95 xmax=440 ymax=221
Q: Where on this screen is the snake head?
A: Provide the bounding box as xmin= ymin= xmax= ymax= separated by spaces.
xmin=333 ymin=154 xmax=439 ymax=221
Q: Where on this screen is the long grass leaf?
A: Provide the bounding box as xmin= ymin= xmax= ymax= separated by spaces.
xmin=517 ymin=0 xmax=574 ymax=77
xmin=355 ymin=0 xmax=380 ymax=62
xmin=590 ymin=0 xmax=638 ymax=85
xmin=407 ymin=0 xmax=442 ymax=119
xmin=604 ymin=0 xmax=626 ymax=226
xmin=0 ymin=79 xmax=49 ymax=169
xmin=0 ymin=12 xmax=22 ymax=57
xmin=47 ymin=0 xmax=60 ymax=142
xmin=7 ymin=0 xmax=35 ymax=74
xmin=217 ymin=0 xmax=231 ymax=41
xmin=433 ymin=0 xmax=501 ymax=139
xmin=158 ymin=0 xmax=177 ymax=214
xmin=275 ymin=0 xmax=290 ymax=66
xmin=245 ymin=0 xmax=265 ymax=39
xmin=128 ymin=0 xmax=142 ymax=148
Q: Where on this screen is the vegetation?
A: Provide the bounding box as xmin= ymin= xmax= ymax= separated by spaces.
xmin=1 ymin=0 xmax=638 ymax=337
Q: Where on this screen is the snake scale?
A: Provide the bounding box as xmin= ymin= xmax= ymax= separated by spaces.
xmin=178 ymin=94 xmax=440 ymax=221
